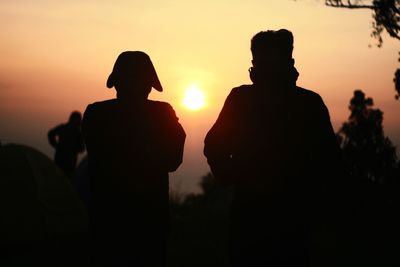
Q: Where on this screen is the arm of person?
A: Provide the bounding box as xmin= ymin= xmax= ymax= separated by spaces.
xmin=204 ymin=88 xmax=238 ymax=185
xmin=82 ymin=104 xmax=98 ymax=155
xmin=151 ymin=103 xmax=186 ymax=172
xmin=81 ymin=106 xmax=90 ymax=150
xmin=312 ymin=96 xmax=344 ymax=183
xmin=310 ymin=95 xmax=347 ymax=221
xmin=48 ymin=125 xmax=62 ymax=148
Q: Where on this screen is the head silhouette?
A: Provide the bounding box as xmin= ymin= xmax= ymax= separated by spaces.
xmin=107 ymin=51 xmax=163 ymax=101
xmin=68 ymin=111 xmax=82 ymax=127
xmin=250 ymin=29 xmax=295 ymax=85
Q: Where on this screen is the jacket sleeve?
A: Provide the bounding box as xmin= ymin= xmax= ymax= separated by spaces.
xmin=310 ymin=95 xmax=346 ymax=219
xmin=152 ymin=103 xmax=186 ymax=172
xmin=81 ymin=104 xmax=95 ymax=153
xmin=312 ymin=96 xmax=341 ymax=164
xmin=204 ymin=89 xmax=237 ymax=184
xmin=312 ymin=96 xmax=344 ymax=180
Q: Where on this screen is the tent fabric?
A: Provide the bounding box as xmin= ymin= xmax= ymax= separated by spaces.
xmin=0 ymin=144 xmax=88 ymax=243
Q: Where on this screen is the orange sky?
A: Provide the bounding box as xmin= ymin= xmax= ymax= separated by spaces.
xmin=1 ymin=1 xmax=399 ymax=192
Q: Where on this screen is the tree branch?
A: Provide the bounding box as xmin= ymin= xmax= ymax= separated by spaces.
xmin=325 ymin=0 xmax=374 ymax=9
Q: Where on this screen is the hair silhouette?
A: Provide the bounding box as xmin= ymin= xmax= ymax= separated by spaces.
xmin=204 ymin=29 xmax=343 ymax=266
xmin=82 ymin=51 xmax=185 ymax=266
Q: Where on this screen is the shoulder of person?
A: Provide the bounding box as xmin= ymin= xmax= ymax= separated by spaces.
xmin=147 ymin=100 xmax=175 ymax=112
xmin=295 ymin=86 xmax=325 ymax=105
xmin=224 ymin=84 xmax=253 ymax=104
xmin=84 ymin=99 xmax=118 ymax=115
xmin=86 ymin=99 xmax=118 ymax=109
xmin=147 ymin=100 xmax=180 ymax=120
xmin=295 ymin=86 xmax=332 ymax=121
xmin=230 ymin=84 xmax=253 ymax=96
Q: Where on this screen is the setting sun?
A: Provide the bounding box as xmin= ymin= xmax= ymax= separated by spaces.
xmin=183 ymin=85 xmax=206 ymax=110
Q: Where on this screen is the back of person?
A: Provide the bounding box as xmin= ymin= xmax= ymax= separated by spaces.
xmin=48 ymin=111 xmax=84 ymax=177
xmin=204 ymin=30 xmax=342 ymax=266
xmin=82 ymin=51 xmax=185 ymax=267
xmin=225 ymin=85 xmax=332 ymax=206
xmin=83 ymin=98 xmax=182 ymax=213
xmin=207 ymin=84 xmax=334 ymax=241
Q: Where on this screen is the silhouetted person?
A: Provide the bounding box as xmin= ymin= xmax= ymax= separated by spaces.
xmin=204 ymin=30 xmax=343 ymax=266
xmin=48 ymin=111 xmax=85 ymax=177
xmin=82 ymin=51 xmax=185 ymax=266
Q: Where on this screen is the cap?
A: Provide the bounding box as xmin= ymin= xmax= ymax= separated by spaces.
xmin=106 ymin=51 xmax=163 ymax=92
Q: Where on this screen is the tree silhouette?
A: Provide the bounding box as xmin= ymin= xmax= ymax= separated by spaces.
xmin=337 ymin=90 xmax=398 ymax=183
xmin=336 ymin=90 xmax=400 ymax=266
xmin=325 ymin=0 xmax=400 ymax=44
xmin=394 ymin=68 xmax=400 ymax=99
xmin=302 ymin=0 xmax=400 ymax=99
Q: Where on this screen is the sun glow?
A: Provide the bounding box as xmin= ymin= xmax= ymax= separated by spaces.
xmin=183 ymin=85 xmax=205 ymax=110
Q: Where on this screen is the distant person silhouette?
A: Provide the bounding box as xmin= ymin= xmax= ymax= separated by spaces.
xmin=82 ymin=51 xmax=185 ymax=267
xmin=204 ymin=30 xmax=343 ymax=266
xmin=48 ymin=111 xmax=85 ymax=177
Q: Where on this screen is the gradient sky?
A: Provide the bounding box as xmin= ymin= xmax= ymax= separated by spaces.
xmin=1 ymin=0 xmax=399 ymax=192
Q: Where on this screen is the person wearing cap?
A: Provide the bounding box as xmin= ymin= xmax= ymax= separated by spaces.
xmin=204 ymin=30 xmax=343 ymax=266
xmin=82 ymin=51 xmax=185 ymax=266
